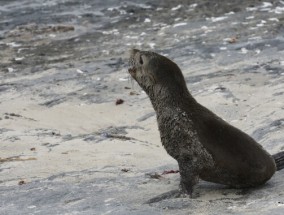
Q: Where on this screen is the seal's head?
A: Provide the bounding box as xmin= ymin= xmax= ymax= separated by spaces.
xmin=128 ymin=49 xmax=188 ymax=96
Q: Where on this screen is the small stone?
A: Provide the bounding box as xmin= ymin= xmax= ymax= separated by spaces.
xmin=18 ymin=180 xmax=26 ymax=185
xmin=115 ymin=99 xmax=124 ymax=105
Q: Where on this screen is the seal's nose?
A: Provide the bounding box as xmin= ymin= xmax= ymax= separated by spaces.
xmin=130 ymin=49 xmax=140 ymax=57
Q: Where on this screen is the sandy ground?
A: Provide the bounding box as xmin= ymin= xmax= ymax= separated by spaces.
xmin=1 ymin=0 xmax=284 ymax=214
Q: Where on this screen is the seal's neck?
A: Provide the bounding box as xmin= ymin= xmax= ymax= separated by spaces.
xmin=147 ymin=84 xmax=197 ymax=113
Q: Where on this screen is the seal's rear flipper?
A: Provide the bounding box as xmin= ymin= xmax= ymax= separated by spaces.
xmin=272 ymin=151 xmax=284 ymax=171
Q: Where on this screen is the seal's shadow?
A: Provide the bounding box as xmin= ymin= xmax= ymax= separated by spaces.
xmin=145 ymin=180 xmax=271 ymax=204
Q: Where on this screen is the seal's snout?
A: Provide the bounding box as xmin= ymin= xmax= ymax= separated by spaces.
xmin=128 ymin=49 xmax=139 ymax=76
xmin=129 ymin=49 xmax=140 ymax=67
xmin=130 ymin=49 xmax=140 ymax=57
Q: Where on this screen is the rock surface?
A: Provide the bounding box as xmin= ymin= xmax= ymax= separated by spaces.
xmin=0 ymin=0 xmax=284 ymax=214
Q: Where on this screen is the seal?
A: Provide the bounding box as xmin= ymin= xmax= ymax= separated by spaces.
xmin=128 ymin=49 xmax=284 ymax=197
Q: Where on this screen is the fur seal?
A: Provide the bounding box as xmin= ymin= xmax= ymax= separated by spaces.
xmin=128 ymin=49 xmax=284 ymax=197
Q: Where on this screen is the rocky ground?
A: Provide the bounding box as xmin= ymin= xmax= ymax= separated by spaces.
xmin=1 ymin=0 xmax=284 ymax=214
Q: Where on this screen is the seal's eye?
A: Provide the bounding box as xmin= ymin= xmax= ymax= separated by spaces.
xmin=139 ymin=55 xmax=144 ymax=65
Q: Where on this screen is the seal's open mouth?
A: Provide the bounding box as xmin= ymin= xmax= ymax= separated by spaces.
xmin=128 ymin=67 xmax=136 ymax=75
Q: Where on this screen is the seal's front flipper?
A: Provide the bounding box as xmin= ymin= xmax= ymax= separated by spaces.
xmin=178 ymin=157 xmax=199 ymax=198
xmin=273 ymin=151 xmax=284 ymax=171
xmin=144 ymin=190 xmax=186 ymax=204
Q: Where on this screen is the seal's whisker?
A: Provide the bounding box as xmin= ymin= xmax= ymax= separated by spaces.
xmin=127 ymin=73 xmax=135 ymax=88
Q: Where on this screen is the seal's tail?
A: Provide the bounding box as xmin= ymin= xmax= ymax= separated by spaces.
xmin=272 ymin=151 xmax=284 ymax=171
